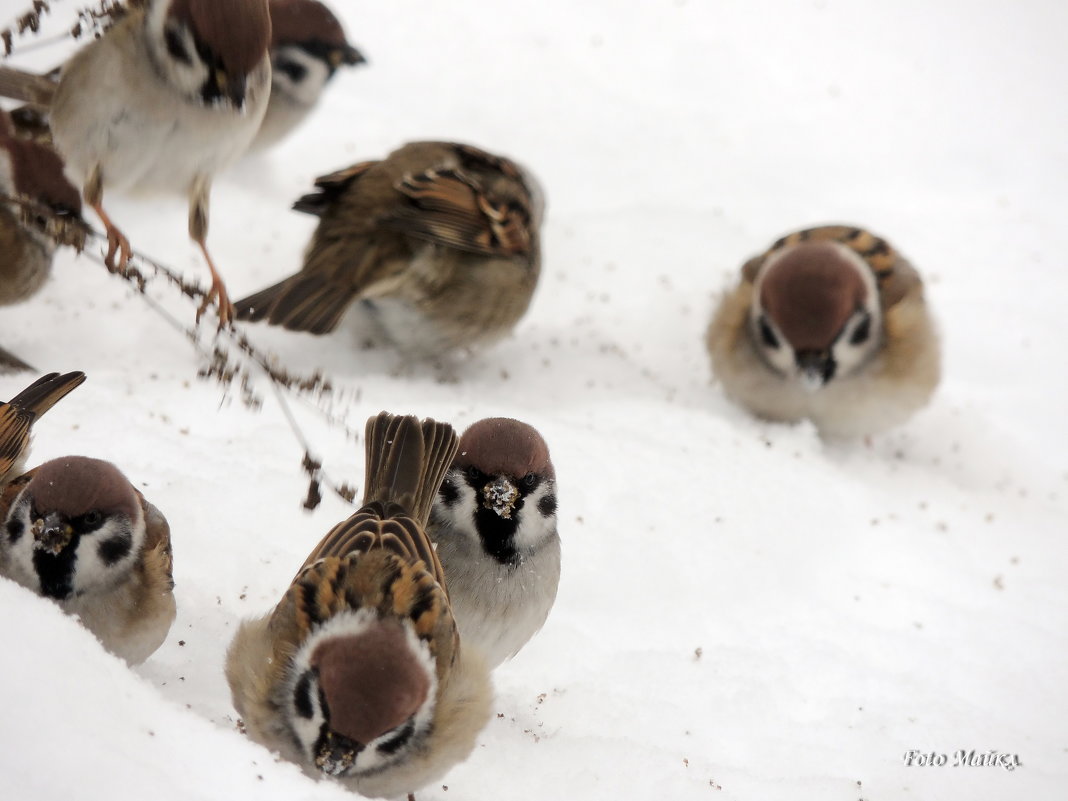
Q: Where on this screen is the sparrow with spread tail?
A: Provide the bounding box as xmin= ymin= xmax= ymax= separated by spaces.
xmin=235 ymin=141 xmax=543 ymax=357
xmin=0 ymin=456 xmax=175 ymax=665
xmin=226 ymin=412 xmax=492 ymax=797
xmin=430 ymin=418 xmax=560 ymax=669
xmin=252 ymin=0 xmax=366 ymax=151
xmin=0 ymin=371 xmax=86 ymax=486
xmin=706 ymin=225 xmax=940 ymax=437
xmin=0 ymin=114 xmax=87 ymax=372
xmin=0 ymin=0 xmax=273 ymax=324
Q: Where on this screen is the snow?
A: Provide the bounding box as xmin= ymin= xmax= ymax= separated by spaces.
xmin=2 ymin=1 xmax=1066 ymax=799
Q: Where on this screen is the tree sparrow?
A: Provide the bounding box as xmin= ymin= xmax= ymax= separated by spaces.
xmin=430 ymin=418 xmax=560 ymax=670
xmin=0 ymin=371 xmax=86 ymax=486
xmin=0 ymin=0 xmax=274 ymax=324
xmin=252 ymin=0 xmax=365 ymax=151
xmin=235 ymin=141 xmax=544 ymax=357
xmin=226 ymin=412 xmax=492 ymax=797
xmin=706 ymin=225 xmax=941 ymax=437
xmin=0 ymin=456 xmax=176 ymax=665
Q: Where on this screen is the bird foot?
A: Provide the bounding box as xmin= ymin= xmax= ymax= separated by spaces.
xmin=103 ymin=225 xmax=132 ymax=275
xmin=196 ymin=277 xmax=236 ymax=330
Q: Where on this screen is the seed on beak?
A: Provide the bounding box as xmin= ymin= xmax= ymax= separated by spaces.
xmin=483 ymin=477 xmax=519 ymax=519
xmin=32 ymin=517 xmax=73 ymax=555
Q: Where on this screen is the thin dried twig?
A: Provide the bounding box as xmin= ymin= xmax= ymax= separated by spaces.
xmin=4 ymin=193 xmax=365 ymax=508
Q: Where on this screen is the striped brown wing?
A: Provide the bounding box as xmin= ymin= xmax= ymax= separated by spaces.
xmin=0 ymin=467 xmax=34 ymax=522
xmin=384 ymin=166 xmax=534 ymax=259
xmin=299 ymin=502 xmax=448 ymax=593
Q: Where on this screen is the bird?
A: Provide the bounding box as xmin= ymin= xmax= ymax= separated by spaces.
xmin=251 ymin=0 xmax=366 ymax=151
xmin=429 ymin=417 xmax=560 ymax=669
xmin=706 ymin=225 xmax=941 ymax=437
xmin=0 ymin=113 xmax=87 ymax=372
xmin=226 ymin=412 xmax=493 ymax=797
xmin=0 ymin=371 xmax=86 ymax=486
xmin=234 ymin=141 xmax=544 ymax=357
xmin=0 ymin=0 xmax=274 ymax=325
xmin=0 ymin=455 xmax=176 ymax=665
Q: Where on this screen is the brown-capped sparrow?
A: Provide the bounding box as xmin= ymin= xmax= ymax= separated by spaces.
xmin=0 ymin=371 xmax=86 ymax=486
xmin=429 ymin=418 xmax=560 ymax=670
xmin=251 ymin=0 xmax=365 ymax=151
xmin=226 ymin=412 xmax=492 ymax=797
xmin=706 ymin=225 xmax=941 ymax=437
xmin=0 ymin=455 xmax=176 ymax=664
xmin=235 ymin=141 xmax=544 ymax=357
xmin=0 ymin=0 xmax=273 ymax=324
xmin=0 ymin=114 xmax=87 ymax=371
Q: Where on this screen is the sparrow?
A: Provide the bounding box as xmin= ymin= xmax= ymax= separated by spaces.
xmin=0 ymin=0 xmax=274 ymax=324
xmin=0 ymin=455 xmax=176 ymax=665
xmin=429 ymin=418 xmax=560 ymax=670
xmin=0 ymin=113 xmax=87 ymax=371
xmin=706 ymin=225 xmax=941 ymax=437
xmin=251 ymin=0 xmax=366 ymax=151
xmin=235 ymin=141 xmax=544 ymax=357
xmin=0 ymin=371 xmax=86 ymax=486
xmin=226 ymin=412 xmax=492 ymax=797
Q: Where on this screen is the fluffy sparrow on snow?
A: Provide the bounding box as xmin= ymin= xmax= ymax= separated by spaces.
xmin=251 ymin=0 xmax=365 ymax=151
xmin=0 ymin=115 xmax=87 ymax=372
xmin=0 ymin=371 xmax=85 ymax=485
xmin=235 ymin=141 xmax=543 ymax=357
xmin=706 ymin=225 xmax=940 ymax=437
xmin=0 ymin=455 xmax=176 ymax=665
xmin=226 ymin=412 xmax=492 ymax=797
xmin=0 ymin=0 xmax=274 ymax=324
xmin=430 ymin=418 xmax=560 ymax=670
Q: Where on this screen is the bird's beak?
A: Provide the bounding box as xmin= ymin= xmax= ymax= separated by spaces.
xmin=796 ymin=349 xmax=836 ymax=391
xmin=482 ymin=477 xmax=519 ymax=519
xmin=335 ymin=44 xmax=367 ymax=67
xmin=315 ymin=730 xmax=363 ymax=777
xmin=32 ymin=513 xmax=73 ymax=555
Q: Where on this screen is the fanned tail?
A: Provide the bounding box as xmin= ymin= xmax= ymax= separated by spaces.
xmin=233 ymin=273 xmax=356 ymax=334
xmin=363 ymin=412 xmax=458 ymax=524
xmin=7 ymin=370 xmax=85 ymax=418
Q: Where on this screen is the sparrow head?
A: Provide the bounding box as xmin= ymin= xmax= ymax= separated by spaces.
xmin=282 ymin=610 xmax=437 ymax=778
xmin=0 ymin=125 xmax=86 ymax=251
xmin=147 ymin=0 xmax=272 ymax=109
xmin=437 ymin=418 xmax=556 ymax=566
xmin=268 ymin=0 xmax=365 ymax=107
xmin=3 ymin=456 xmax=145 ymax=600
xmin=751 ymin=240 xmax=882 ymax=389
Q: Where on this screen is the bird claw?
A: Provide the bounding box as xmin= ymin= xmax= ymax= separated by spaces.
xmin=196 ymin=278 xmax=235 ymax=331
xmin=103 ymin=227 xmax=132 ymax=275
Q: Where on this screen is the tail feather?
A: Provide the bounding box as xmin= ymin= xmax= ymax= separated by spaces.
xmin=8 ymin=371 xmax=86 ymax=418
xmin=234 ymin=274 xmax=356 ymax=334
xmin=0 ymin=66 xmax=57 ymax=107
xmin=363 ymin=412 xmax=458 ymax=524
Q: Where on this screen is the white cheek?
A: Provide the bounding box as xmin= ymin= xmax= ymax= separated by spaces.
xmin=831 ymin=310 xmax=883 ymax=379
xmin=515 ymin=482 xmax=557 ymax=552
xmin=3 ymin=503 xmax=43 ymax=592
xmin=70 ymin=517 xmax=140 ymax=595
xmin=271 ymin=47 xmax=331 ymax=106
xmin=147 ymin=22 xmax=211 ymax=101
xmin=432 ymin=474 xmax=480 ymax=541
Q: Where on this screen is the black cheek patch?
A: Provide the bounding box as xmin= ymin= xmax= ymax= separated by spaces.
xmin=97 ymin=533 xmax=133 ymax=566
xmin=537 ymin=494 xmax=557 ymax=518
xmin=294 ymin=671 xmax=316 ymax=719
xmin=376 ymin=719 xmax=415 ymax=756
xmin=7 ymin=518 xmax=24 ymax=543
xmin=437 ymin=476 xmax=460 ymax=509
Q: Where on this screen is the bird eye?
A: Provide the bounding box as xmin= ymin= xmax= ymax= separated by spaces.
xmin=758 ymin=315 xmax=779 ymax=349
xmin=465 ymin=466 xmax=485 ymax=483
xmin=520 ymin=473 xmax=539 ymax=490
xmin=164 ymin=27 xmax=191 ymax=65
xmin=277 ymin=59 xmax=308 ymax=82
xmin=83 ymin=510 xmax=102 ymax=527
xmin=849 ymin=313 xmax=872 ymax=345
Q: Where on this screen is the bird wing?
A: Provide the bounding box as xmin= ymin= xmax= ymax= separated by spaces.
xmin=0 ymin=371 xmax=85 ymax=483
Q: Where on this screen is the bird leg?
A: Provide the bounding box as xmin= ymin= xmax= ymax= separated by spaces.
xmin=86 ymin=165 xmax=131 ymax=273
xmin=189 ymin=174 xmax=234 ymax=328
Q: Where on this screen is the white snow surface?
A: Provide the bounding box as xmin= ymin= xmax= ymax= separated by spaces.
xmin=1 ymin=1 xmax=1066 ymax=799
